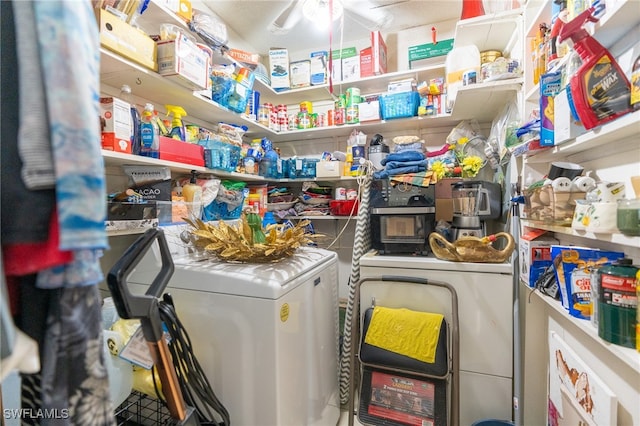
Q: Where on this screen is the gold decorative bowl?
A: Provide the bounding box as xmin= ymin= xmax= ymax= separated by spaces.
xmin=186 ymin=215 xmax=317 ymax=263
xmin=429 ymin=232 xmax=515 ymax=263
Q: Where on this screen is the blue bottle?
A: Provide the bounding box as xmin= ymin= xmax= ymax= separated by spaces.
xmin=139 ymin=103 xmax=160 ymax=158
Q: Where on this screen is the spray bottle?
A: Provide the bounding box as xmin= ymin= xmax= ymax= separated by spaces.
xmin=165 ymin=105 xmax=188 ymax=141
xmin=558 ymin=7 xmax=631 ymax=130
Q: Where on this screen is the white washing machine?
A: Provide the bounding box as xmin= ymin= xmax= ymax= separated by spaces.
xmin=122 ymin=225 xmax=340 ymax=426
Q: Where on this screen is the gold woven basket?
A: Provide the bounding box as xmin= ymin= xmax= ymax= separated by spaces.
xmin=429 ymin=232 xmax=515 ymax=263
xmin=185 ymin=215 xmax=318 ymax=263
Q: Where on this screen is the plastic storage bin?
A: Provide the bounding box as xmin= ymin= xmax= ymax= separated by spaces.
xmin=329 ymin=199 xmax=359 ymax=216
xmin=523 ymin=186 xmax=585 ymax=226
xmin=203 ymin=195 xmax=246 ymax=220
xmin=379 ymin=91 xmax=420 ymax=120
xmin=287 ymin=158 xmax=319 ymax=179
xmin=204 ymin=141 xmax=241 ymax=172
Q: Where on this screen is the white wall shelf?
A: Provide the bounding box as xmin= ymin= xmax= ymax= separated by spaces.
xmin=520 ymin=219 xmax=640 ymax=248
xmin=523 ymin=110 xmax=640 ymax=163
xmin=454 ymin=8 xmax=523 ymax=51
xmin=526 ymin=283 xmax=640 ymax=372
xmin=256 ymin=64 xmax=446 ymax=105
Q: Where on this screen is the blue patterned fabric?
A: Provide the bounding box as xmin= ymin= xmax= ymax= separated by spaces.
xmin=33 ymin=0 xmax=107 ymax=251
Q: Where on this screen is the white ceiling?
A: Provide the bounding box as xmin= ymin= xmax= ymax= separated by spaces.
xmin=199 ymin=0 xmax=465 ymax=56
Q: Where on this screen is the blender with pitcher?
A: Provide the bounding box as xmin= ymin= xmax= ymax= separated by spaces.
xmin=451 ymin=180 xmax=502 ymax=239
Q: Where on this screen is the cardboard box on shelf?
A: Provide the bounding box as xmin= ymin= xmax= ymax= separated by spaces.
xmin=100 ymin=96 xmax=132 ymax=153
xmin=269 ymin=48 xmax=291 ymax=89
xmin=158 ymin=136 xmax=205 ymax=166
xmin=435 ymin=178 xmax=462 ymax=199
xmin=331 ymin=47 xmax=358 ymax=83
xmin=228 ymin=48 xmax=261 ymax=66
xmin=310 ymin=51 xmax=328 ymax=85
xmin=519 ymin=229 xmax=559 ymax=288
xmin=408 ymin=38 xmax=454 ymax=69
xmin=435 ymin=199 xmax=454 ymax=222
xmin=97 ymin=8 xmax=157 ymax=71
xmin=105 ymin=201 xmax=158 ymax=232
xmin=370 ymin=30 xmax=387 ymax=75
xmin=316 ymin=161 xmax=344 ymax=178
xmin=360 ymin=47 xmax=374 ymax=78
xmin=157 ymin=32 xmax=210 ymax=90
xmin=175 ymin=0 xmax=192 ymax=21
xmin=290 ymin=59 xmax=311 ymax=88
xmin=342 ymin=54 xmax=360 ymax=82
xmin=387 ymin=78 xmax=416 ymax=94
xmin=554 ymin=87 xmax=584 ymax=145
xmin=357 ymin=96 xmax=381 ymax=121
xmin=540 ymin=71 xmax=562 ymax=146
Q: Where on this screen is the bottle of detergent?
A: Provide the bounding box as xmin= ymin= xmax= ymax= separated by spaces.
xmin=139 ymin=103 xmax=160 ymax=158
xmin=165 ymin=105 xmax=187 ymax=141
xmin=558 ymin=6 xmax=631 ymax=130
xmin=182 ymin=170 xmax=203 ymax=220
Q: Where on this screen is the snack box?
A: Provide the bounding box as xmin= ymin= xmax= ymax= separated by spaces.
xmin=550 ymin=245 xmax=625 ymax=319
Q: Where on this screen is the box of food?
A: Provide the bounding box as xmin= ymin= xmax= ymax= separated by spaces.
xmin=540 ymin=71 xmax=562 ymax=146
xmin=100 ymin=96 xmax=131 ymax=153
xmin=106 ymin=201 xmax=158 ymax=232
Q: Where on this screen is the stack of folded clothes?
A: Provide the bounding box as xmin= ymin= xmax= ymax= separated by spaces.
xmin=295 ymin=182 xmax=332 ymax=216
xmin=373 ymin=136 xmax=427 ymax=179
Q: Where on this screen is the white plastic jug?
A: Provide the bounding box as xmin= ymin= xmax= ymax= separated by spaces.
xmin=446 ymin=45 xmax=481 ymax=109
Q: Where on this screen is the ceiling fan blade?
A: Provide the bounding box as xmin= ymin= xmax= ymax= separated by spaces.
xmin=342 ymin=0 xmax=394 ymax=31
xmin=267 ymin=0 xmax=304 ymax=34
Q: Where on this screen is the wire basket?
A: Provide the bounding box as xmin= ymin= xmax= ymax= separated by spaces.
xmin=114 ymin=391 xmax=172 ymax=426
xmin=379 ymin=91 xmax=420 ymax=120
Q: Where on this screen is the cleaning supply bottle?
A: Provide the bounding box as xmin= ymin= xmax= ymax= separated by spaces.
xmin=139 ymin=103 xmax=160 ymax=158
xmin=558 ymin=6 xmax=632 ymax=130
xmin=182 ymin=170 xmax=203 ymax=220
xmin=165 ymin=105 xmax=187 ymax=141
xmin=119 ymin=84 xmax=141 ymax=155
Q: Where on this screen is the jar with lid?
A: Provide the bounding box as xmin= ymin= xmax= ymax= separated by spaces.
xmin=257 ymin=104 xmax=271 ymax=126
xmin=617 ymin=198 xmax=640 ymax=236
xmin=297 ymin=105 xmax=311 ymax=129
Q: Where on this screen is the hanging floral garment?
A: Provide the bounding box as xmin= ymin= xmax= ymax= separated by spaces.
xmin=2 ymin=0 xmax=114 ymax=424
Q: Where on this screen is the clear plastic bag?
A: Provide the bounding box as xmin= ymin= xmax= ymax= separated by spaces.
xmin=189 ymin=9 xmax=228 ymax=49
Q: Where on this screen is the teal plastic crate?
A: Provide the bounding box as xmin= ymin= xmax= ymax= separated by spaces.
xmin=379 ymin=91 xmax=420 ymax=120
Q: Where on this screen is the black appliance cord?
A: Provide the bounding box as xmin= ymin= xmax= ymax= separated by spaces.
xmin=156 ymin=295 xmax=231 ymax=426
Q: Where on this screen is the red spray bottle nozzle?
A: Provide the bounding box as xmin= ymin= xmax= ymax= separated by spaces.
xmin=558 ymin=6 xmax=599 ymax=44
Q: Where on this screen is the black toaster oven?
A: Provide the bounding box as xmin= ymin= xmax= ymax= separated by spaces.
xmin=369 ymin=179 xmax=435 ymax=255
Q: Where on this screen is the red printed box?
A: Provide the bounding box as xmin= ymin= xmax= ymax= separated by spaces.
xmin=159 ymin=136 xmax=204 ymax=166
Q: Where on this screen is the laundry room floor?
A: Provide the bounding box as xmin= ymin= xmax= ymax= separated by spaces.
xmin=338 ymin=409 xmax=364 ymax=425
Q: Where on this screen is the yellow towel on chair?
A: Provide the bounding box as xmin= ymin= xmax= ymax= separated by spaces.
xmin=364 ymin=306 xmax=444 ymax=364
